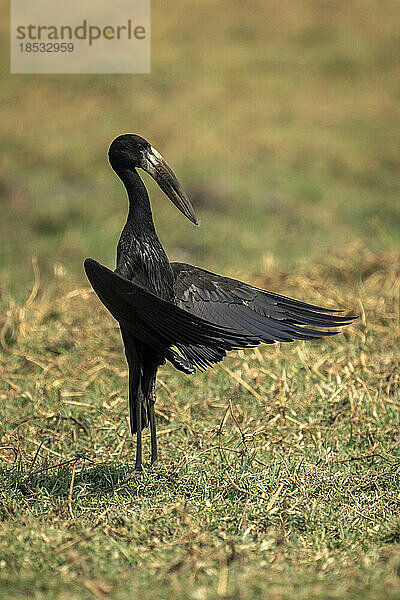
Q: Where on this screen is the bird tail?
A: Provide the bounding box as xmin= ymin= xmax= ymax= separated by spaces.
xmin=128 ymin=380 xmax=149 ymax=434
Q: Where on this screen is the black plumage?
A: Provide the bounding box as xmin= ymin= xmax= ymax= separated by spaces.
xmin=85 ymin=134 xmax=355 ymax=471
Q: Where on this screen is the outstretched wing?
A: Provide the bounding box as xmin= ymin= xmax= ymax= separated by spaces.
xmin=84 ymin=259 xmax=258 ymax=372
xmin=172 ymin=262 xmax=355 ymax=347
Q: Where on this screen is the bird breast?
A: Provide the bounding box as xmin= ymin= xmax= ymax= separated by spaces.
xmin=117 ymin=234 xmax=175 ymax=302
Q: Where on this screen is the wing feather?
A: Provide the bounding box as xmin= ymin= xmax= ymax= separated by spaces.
xmin=172 ymin=262 xmax=355 ymax=348
xmin=84 ymin=259 xmax=257 ymax=371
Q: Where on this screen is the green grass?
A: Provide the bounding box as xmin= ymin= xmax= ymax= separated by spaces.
xmin=1 ymin=0 xmax=400 ymax=597
xmin=1 ymin=0 xmax=400 ymax=295
xmin=1 ymin=246 xmax=399 ymax=599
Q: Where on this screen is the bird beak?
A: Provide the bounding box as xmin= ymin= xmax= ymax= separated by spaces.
xmin=142 ymin=146 xmax=199 ymax=226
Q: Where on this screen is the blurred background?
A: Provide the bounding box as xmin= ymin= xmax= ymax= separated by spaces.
xmin=1 ymin=0 xmax=399 ymax=298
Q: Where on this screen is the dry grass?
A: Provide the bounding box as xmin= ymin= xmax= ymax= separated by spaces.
xmin=0 ymin=243 xmax=399 ymax=599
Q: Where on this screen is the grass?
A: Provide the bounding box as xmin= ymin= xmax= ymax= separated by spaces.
xmin=1 ymin=243 xmax=399 ymax=599
xmin=1 ymin=0 xmax=400 ymax=295
xmin=1 ymin=0 xmax=400 ymax=597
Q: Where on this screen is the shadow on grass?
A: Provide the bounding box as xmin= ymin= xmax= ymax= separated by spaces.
xmin=0 ymin=459 xmax=197 ymax=501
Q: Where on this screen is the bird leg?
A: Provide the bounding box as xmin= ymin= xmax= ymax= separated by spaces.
xmin=149 ymin=395 xmax=158 ymax=466
xmin=134 ymin=390 xmax=143 ymax=472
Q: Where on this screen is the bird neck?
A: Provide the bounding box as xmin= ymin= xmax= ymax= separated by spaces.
xmin=116 ymin=166 xmax=156 ymax=235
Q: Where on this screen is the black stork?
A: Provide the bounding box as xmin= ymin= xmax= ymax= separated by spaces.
xmin=84 ymin=134 xmax=354 ymax=471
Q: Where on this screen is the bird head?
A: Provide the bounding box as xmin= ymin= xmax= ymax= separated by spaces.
xmin=108 ymin=134 xmax=198 ymax=226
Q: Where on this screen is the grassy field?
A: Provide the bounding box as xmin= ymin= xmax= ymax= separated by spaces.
xmin=1 ymin=0 xmax=400 ymax=598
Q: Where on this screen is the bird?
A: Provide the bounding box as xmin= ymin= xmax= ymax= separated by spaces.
xmin=84 ymin=134 xmax=355 ymax=471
